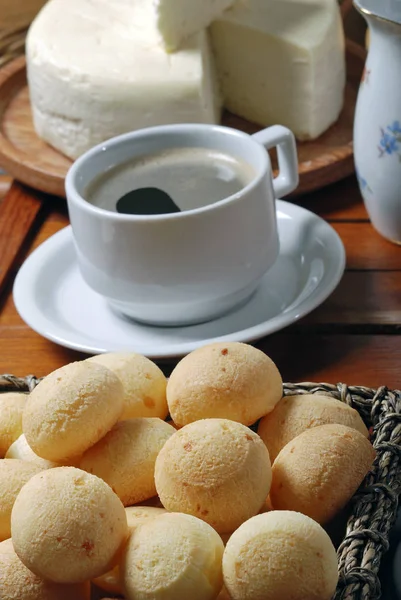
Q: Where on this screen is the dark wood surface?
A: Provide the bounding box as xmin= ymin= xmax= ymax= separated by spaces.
xmin=2 ymin=175 xmax=401 ymax=390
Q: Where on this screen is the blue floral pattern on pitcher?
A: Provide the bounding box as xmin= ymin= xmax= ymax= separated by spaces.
xmin=378 ymin=121 xmax=401 ymax=160
xmin=355 ymin=168 xmax=372 ymax=193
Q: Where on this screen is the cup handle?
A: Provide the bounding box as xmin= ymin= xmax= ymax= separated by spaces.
xmin=252 ymin=125 xmax=299 ymax=198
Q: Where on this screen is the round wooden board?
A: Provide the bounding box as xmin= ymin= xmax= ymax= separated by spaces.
xmin=0 ymin=40 xmax=366 ymax=199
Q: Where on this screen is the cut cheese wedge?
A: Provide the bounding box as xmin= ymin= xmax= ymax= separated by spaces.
xmin=210 ymin=0 xmax=346 ymax=140
xmin=26 ymin=0 xmax=221 ymax=159
xmin=155 ymin=0 xmax=236 ymax=51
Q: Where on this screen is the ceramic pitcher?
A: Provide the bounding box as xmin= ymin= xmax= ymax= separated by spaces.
xmin=353 ymin=0 xmax=401 ymax=243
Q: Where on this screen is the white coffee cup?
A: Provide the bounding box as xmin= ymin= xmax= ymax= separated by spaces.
xmin=65 ymin=123 xmax=299 ymax=326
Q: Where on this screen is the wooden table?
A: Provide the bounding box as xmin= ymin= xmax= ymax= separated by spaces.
xmin=1 ymin=174 xmax=401 ymax=600
xmin=1 ymin=175 xmax=401 ymax=389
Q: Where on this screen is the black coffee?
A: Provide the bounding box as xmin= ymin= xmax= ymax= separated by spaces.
xmin=85 ymin=147 xmax=256 ymax=214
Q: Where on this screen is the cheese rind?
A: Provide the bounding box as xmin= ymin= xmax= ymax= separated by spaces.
xmin=27 ymin=0 xmax=221 ymax=159
xmin=155 ymin=0 xmax=235 ymax=51
xmin=210 ymin=0 xmax=346 ymax=140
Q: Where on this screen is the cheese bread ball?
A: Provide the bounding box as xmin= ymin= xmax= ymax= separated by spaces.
xmin=223 ymin=511 xmax=338 ymax=600
xmin=80 ymin=418 xmax=175 ymax=506
xmin=11 ymin=467 xmax=128 ymax=583
xmin=93 ymin=505 xmax=167 ymax=595
xmin=23 ymin=361 xmax=124 ymax=462
xmin=270 ymin=424 xmax=376 ymax=523
xmin=258 ymin=393 xmax=369 ymax=463
xmin=167 ymin=342 xmax=282 ymax=427
xmin=0 ymin=393 xmax=27 ymax=457
xmin=125 ymin=506 xmax=167 ymax=523
xmin=0 ymin=459 xmax=42 ymax=541
xmin=87 ymin=353 xmax=168 ymax=420
xmin=155 ymin=419 xmax=272 ymax=533
xmin=6 ymin=434 xmax=73 ymax=469
xmin=0 ymin=538 xmax=90 ymax=600
xmin=121 ymin=512 xmax=224 ymax=600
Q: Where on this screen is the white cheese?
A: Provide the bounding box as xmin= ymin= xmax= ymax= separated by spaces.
xmin=154 ymin=0 xmax=235 ymax=52
xmin=210 ymin=0 xmax=346 ymax=140
xmin=26 ymin=0 xmax=221 ymax=160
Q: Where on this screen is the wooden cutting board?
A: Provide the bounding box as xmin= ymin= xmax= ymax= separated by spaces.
xmin=0 ymin=40 xmax=366 ymax=199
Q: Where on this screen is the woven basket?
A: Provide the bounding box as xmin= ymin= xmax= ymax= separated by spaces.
xmin=1 ymin=374 xmax=400 ymax=600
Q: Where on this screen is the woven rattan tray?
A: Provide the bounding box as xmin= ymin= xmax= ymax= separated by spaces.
xmin=1 ymin=374 xmax=400 ymax=600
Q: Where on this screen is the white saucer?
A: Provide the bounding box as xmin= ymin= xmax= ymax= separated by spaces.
xmin=13 ymin=200 xmax=345 ymax=359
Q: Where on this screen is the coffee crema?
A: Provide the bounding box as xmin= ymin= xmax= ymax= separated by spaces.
xmin=84 ymin=146 xmax=257 ymax=214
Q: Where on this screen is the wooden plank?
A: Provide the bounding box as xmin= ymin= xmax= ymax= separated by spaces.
xmin=3 ymin=196 xmax=69 ymax=278
xmin=0 ymin=322 xmax=400 ymax=389
xmin=0 ymin=326 xmax=84 ymax=377
xmin=26 ymin=197 xmax=68 ymax=251
xmin=256 ymin=333 xmax=401 ymax=390
xmin=0 ymin=182 xmax=46 ymax=298
xmin=5 ymin=267 xmax=401 ymax=335
xmin=0 ymin=0 xmax=46 ymax=29
xmin=332 ymin=222 xmax=401 ymax=270
xmin=305 ymin=271 xmax=401 ymax=326
xmin=294 ymin=176 xmax=369 ymax=222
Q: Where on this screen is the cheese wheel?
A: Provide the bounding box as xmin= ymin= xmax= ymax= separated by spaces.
xmin=0 ymin=538 xmax=90 ymax=600
xmin=0 ymin=459 xmax=42 ymax=542
xmin=155 ymin=419 xmax=272 ymax=533
xmin=11 ymin=467 xmax=128 ymax=583
xmin=26 ymin=0 xmax=220 ymax=160
xmin=80 ymin=418 xmax=175 ymax=506
xmin=156 ymin=0 xmax=235 ymax=51
xmin=121 ymin=512 xmax=224 ymax=600
xmin=270 ymin=424 xmax=376 ymax=523
xmin=223 ymin=511 xmax=338 ymax=600
xmin=167 ymin=342 xmax=282 ymax=427
xmin=23 ymin=361 xmax=124 ymax=462
xmin=258 ymin=393 xmax=369 ymax=463
xmin=0 ymin=393 xmax=26 ymax=457
xmin=87 ymin=353 xmax=168 ymax=421
xmin=210 ymin=0 xmax=345 ymax=140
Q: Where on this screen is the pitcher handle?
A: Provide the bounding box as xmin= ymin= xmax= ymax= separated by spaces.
xmin=252 ymin=125 xmax=299 ymax=198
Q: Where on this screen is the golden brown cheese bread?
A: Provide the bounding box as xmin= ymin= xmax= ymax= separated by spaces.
xmin=269 ymin=423 xmax=376 ymax=523
xmin=155 ymin=418 xmax=271 ymax=534
xmin=0 ymin=459 xmax=42 ymax=541
xmin=223 ymin=511 xmax=338 ymax=600
xmin=0 ymin=393 xmax=27 ymax=458
xmin=121 ymin=513 xmax=224 ymax=600
xmin=258 ymin=393 xmax=369 ymax=463
xmin=11 ymin=467 xmax=128 ymax=583
xmin=80 ymin=418 xmax=175 ymax=506
xmin=167 ymin=342 xmax=282 ymax=427
xmin=86 ymin=352 xmax=168 ymax=421
xmin=0 ymin=538 xmax=90 ymax=600
xmin=5 ymin=434 xmax=79 ymax=469
xmin=23 ymin=361 xmax=124 ymax=462
xmin=93 ymin=505 xmax=167 ymax=595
